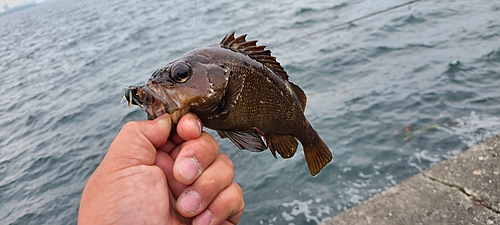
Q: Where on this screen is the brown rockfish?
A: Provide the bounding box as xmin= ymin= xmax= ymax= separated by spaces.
xmin=124 ymin=32 xmax=332 ymax=176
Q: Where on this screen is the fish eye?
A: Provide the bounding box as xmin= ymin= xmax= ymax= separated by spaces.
xmin=169 ymin=62 xmax=192 ymax=83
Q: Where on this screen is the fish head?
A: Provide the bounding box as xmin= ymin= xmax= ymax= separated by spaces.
xmin=134 ymin=50 xmax=231 ymax=123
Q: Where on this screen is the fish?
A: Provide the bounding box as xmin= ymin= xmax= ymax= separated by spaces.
xmin=124 ymin=32 xmax=332 ymax=176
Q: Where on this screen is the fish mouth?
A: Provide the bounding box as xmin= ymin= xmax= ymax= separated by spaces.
xmin=124 ymin=84 xmax=181 ymax=121
xmin=139 ymin=85 xmax=172 ymax=120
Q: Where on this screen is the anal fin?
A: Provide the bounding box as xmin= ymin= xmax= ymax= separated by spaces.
xmin=303 ymin=135 xmax=333 ymax=176
xmin=267 ymin=134 xmax=298 ymax=159
xmin=221 ymin=130 xmax=267 ymax=152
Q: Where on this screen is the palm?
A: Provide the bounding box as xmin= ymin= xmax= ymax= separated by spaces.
xmin=104 ymin=165 xmax=187 ymax=224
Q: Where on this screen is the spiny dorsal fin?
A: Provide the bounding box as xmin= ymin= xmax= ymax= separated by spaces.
xmin=220 ymin=32 xmax=289 ymax=81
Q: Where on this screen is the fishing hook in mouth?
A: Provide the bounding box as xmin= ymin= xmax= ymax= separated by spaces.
xmin=122 ymin=86 xmax=145 ymax=109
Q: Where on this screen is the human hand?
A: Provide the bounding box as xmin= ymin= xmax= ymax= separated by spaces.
xmin=78 ymin=113 xmax=244 ymax=225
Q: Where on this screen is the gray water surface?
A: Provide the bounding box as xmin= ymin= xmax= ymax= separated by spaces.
xmin=1 ymin=0 xmax=500 ymax=224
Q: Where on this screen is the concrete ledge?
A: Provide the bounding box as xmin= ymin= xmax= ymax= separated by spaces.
xmin=324 ymin=134 xmax=500 ymax=225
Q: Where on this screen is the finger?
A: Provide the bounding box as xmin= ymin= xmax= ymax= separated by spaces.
xmin=168 ymin=132 xmax=185 ymax=146
xmin=173 ymin=132 xmax=220 ymax=185
xmin=192 ymin=182 xmax=245 ymax=225
xmin=176 ymin=154 xmax=234 ymax=217
xmin=156 ymin=113 xmax=202 ymax=154
xmin=156 ymin=132 xmax=219 ymax=195
xmin=157 ymin=139 xmax=179 ymax=154
xmin=155 ymin=150 xmax=187 ymax=194
xmin=176 ymin=113 xmax=202 ymax=141
xmin=105 ymin=114 xmax=172 ymax=167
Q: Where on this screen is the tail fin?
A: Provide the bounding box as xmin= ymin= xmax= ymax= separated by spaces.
xmin=303 ymin=136 xmax=332 ymax=176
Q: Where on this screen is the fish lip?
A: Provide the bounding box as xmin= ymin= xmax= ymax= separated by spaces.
xmin=139 ymin=84 xmax=180 ymax=119
xmin=141 ymin=85 xmax=170 ymax=109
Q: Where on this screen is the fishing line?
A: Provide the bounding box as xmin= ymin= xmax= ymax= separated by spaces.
xmin=190 ymin=0 xmax=198 ymax=50
xmin=274 ymin=0 xmax=425 ymax=48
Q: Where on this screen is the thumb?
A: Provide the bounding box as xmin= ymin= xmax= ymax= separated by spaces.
xmin=105 ymin=114 xmax=172 ymax=169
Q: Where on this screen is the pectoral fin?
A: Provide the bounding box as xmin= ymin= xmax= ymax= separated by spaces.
xmin=209 ymin=75 xmax=244 ymax=119
xmin=220 ymin=130 xmax=267 ymax=152
xmin=216 ymin=130 xmax=228 ymax=139
xmin=267 ymin=134 xmax=298 ymax=159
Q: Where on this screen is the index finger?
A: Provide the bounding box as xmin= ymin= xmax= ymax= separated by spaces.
xmin=175 ymin=113 xmax=203 ymax=143
xmin=157 ymin=113 xmax=203 ymax=154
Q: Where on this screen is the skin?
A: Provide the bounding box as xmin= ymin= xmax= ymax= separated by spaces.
xmin=78 ymin=113 xmax=244 ymax=225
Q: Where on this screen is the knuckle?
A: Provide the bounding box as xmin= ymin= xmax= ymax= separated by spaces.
xmin=121 ymin=121 xmax=140 ymax=131
xmin=201 ymin=132 xmax=220 ymax=151
xmin=218 ymin=154 xmax=234 ymax=170
xmin=232 ymin=182 xmax=244 ymax=208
